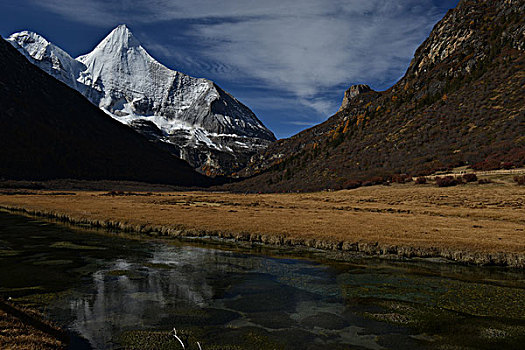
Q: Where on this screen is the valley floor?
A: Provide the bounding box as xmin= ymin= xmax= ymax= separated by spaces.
xmin=1 ymin=180 xmax=524 ymax=267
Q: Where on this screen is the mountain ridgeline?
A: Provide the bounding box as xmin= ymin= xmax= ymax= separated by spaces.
xmin=7 ymin=25 xmax=276 ymax=176
xmin=231 ymin=0 xmax=525 ymax=192
xmin=0 ymin=36 xmax=214 ymax=187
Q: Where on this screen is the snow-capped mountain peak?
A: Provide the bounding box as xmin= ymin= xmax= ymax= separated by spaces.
xmin=7 ymin=25 xmax=276 ymax=175
xmin=76 ymin=24 xmax=145 ymax=64
xmin=96 ymin=24 xmax=139 ymax=49
xmin=9 ymin=31 xmax=57 ymax=60
xmin=75 ymin=24 xmax=176 ymax=113
xmin=7 ymin=31 xmax=85 ymax=90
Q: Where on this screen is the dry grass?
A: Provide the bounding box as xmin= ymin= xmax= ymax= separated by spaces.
xmin=0 ymin=303 xmax=65 ymax=350
xmin=0 ymin=182 xmax=524 ymax=257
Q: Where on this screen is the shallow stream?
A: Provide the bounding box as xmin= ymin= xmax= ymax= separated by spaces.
xmin=0 ymin=211 xmax=524 ymax=349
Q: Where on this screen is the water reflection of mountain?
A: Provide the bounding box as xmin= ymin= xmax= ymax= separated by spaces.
xmin=61 ymin=244 xmax=335 ymax=348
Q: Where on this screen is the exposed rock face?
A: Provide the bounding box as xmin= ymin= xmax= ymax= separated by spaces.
xmin=408 ymin=0 xmax=524 ymax=73
xmin=338 ymin=84 xmax=373 ymax=112
xmin=402 ymin=0 xmax=525 ymax=99
xmin=231 ymin=0 xmax=524 ymax=192
xmin=7 ymin=25 xmax=276 ymax=175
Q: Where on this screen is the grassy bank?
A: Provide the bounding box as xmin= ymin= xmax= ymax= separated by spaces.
xmin=0 ymin=298 xmax=67 ymax=349
xmin=1 ymin=182 xmax=524 ymax=267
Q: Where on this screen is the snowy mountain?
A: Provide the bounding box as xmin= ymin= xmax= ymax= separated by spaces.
xmin=7 ymin=25 xmax=276 ymax=175
xmin=0 ymin=36 xmax=213 ymax=187
xmin=7 ymin=31 xmax=88 ymax=93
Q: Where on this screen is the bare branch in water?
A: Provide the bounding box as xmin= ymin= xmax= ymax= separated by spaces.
xmin=172 ymin=328 xmax=185 ymax=349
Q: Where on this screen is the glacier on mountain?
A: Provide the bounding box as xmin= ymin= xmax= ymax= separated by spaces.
xmin=7 ymin=25 xmax=275 ymax=175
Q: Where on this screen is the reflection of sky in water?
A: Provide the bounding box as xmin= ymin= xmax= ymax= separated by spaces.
xmin=54 ymin=243 xmax=384 ymax=349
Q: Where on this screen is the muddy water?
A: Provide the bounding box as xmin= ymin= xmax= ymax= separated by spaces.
xmin=0 ymin=211 xmax=524 ymax=349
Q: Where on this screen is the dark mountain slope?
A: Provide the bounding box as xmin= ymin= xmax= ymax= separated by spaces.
xmin=0 ymin=37 xmax=212 ymax=187
xmin=232 ymin=0 xmax=524 ymax=192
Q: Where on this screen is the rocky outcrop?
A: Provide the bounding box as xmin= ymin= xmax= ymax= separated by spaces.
xmin=401 ymin=0 xmax=525 ymax=99
xmin=338 ymin=84 xmax=373 ymax=112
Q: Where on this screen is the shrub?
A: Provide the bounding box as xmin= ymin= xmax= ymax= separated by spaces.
xmin=478 ymin=179 xmax=493 ymax=184
xmin=106 ymin=190 xmax=125 ymax=196
xmin=471 ymin=159 xmax=501 ymax=171
xmin=392 ymin=174 xmax=412 ymax=183
xmin=462 ymin=173 xmax=478 ymax=182
xmin=514 ymin=176 xmax=525 ymax=185
xmin=435 ymin=176 xmax=459 ymax=187
xmin=370 ymin=176 xmax=385 ymax=185
xmin=362 ymin=176 xmax=385 ymax=187
xmin=343 ymin=180 xmax=361 ymax=189
xmin=391 ymin=174 xmax=403 ymax=183
xmin=415 ymin=177 xmax=427 ymax=184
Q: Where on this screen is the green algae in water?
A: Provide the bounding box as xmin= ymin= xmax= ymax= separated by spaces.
xmin=0 ymin=249 xmax=20 ymax=257
xmin=11 ymin=290 xmax=74 ymax=309
xmin=247 ymin=311 xmax=297 ymax=329
xmin=118 ymin=330 xmax=186 ymax=350
xmin=143 ymin=262 xmax=173 ymax=269
xmin=339 ymin=270 xmax=525 ymax=318
xmin=362 ymin=298 xmax=525 ymax=349
xmin=0 ymin=285 xmax=44 ymax=294
xmin=33 ymin=259 xmax=74 ymax=266
xmin=158 ymin=307 xmax=241 ymax=328
xmin=339 ymin=271 xmax=449 ymax=305
xmin=340 ymin=267 xmax=525 ymax=348
xmin=105 ymin=269 xmax=145 ymax=279
xmin=437 ymin=281 xmax=525 ymax=319
xmin=49 ymin=241 xmax=106 ymax=250
xmin=118 ymin=328 xmax=287 ymax=350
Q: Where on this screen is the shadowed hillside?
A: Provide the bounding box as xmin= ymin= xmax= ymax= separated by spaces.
xmin=231 ymin=0 xmax=524 ymax=192
xmin=0 ymin=37 xmax=213 ymax=187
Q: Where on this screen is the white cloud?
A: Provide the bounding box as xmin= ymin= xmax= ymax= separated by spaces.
xmin=286 ymin=120 xmax=320 ymax=127
xmin=32 ymin=0 xmax=452 ymax=119
xmin=34 ymin=0 xmax=379 ymax=24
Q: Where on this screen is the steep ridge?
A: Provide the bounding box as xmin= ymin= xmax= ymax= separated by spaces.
xmin=0 ymin=37 xmax=213 ymax=187
xmin=7 ymin=31 xmax=87 ymax=92
xmin=233 ymin=0 xmax=524 ymax=192
xmin=7 ymin=25 xmax=276 ymax=175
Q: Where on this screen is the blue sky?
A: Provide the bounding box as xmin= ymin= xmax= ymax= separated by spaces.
xmin=1 ymin=0 xmax=459 ymax=139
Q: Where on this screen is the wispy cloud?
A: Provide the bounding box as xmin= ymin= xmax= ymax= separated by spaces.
xmin=143 ymin=42 xmax=239 ymax=78
xmin=286 ymin=121 xmax=320 ymax=127
xmin=30 ymin=0 xmax=456 ymax=132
